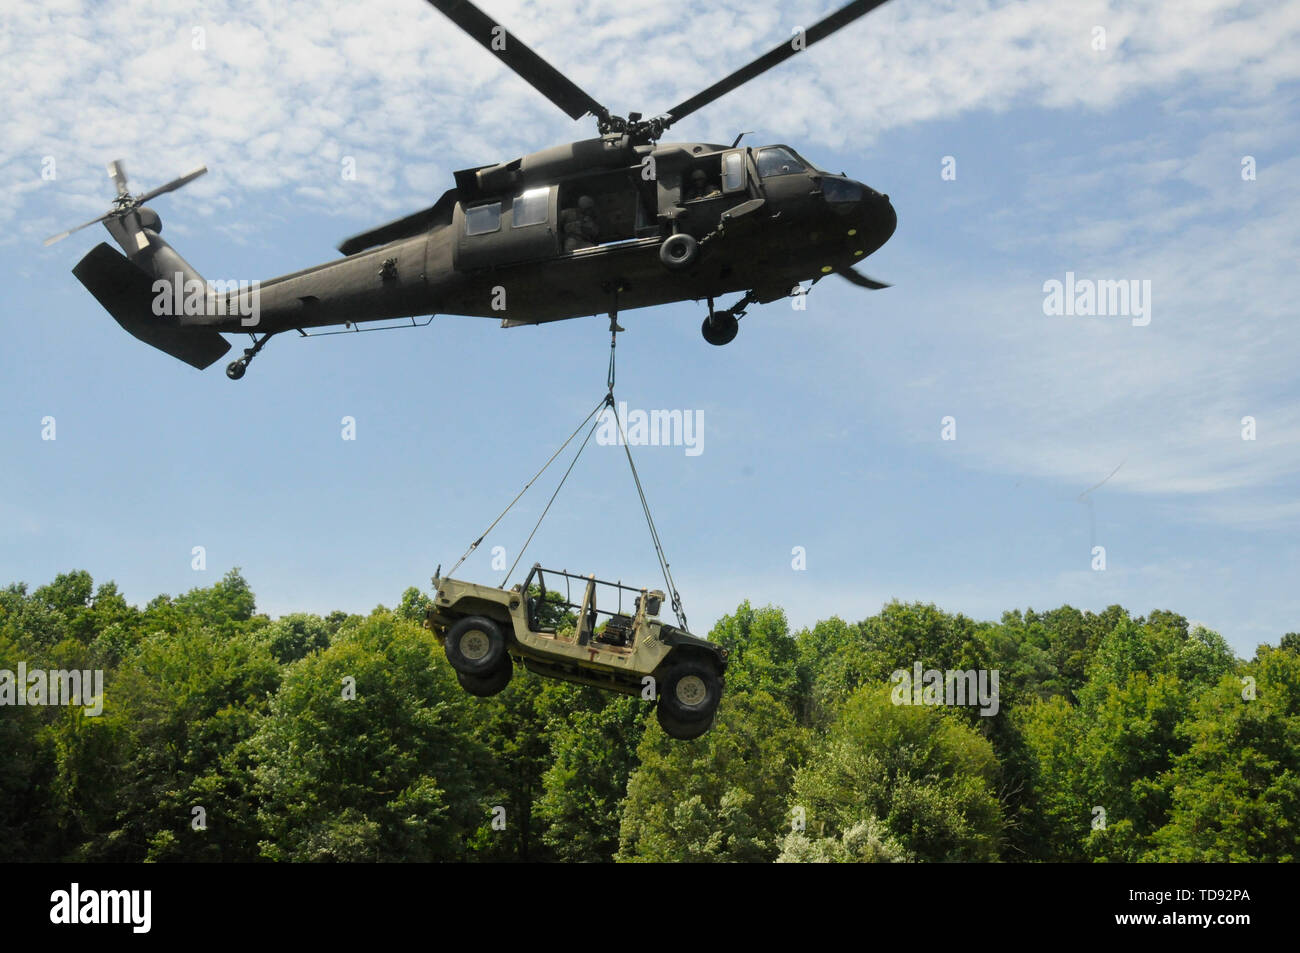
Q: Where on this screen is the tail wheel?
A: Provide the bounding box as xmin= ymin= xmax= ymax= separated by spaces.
xmin=660 ymin=233 xmax=699 ymax=270
xmin=444 ymin=615 xmax=508 ymax=677
xmin=456 ymin=662 xmax=513 ymax=697
xmin=657 ymin=657 xmax=723 ymax=724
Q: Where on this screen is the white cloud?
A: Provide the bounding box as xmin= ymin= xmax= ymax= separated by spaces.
xmin=6 ymin=0 xmax=1298 ymax=523
xmin=7 ymin=0 xmax=1299 ymax=235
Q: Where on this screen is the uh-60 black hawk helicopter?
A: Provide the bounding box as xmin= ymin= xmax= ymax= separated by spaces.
xmin=48 ymin=0 xmax=897 ymax=380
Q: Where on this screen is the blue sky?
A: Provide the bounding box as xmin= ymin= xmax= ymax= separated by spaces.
xmin=2 ymin=0 xmax=1298 ymax=656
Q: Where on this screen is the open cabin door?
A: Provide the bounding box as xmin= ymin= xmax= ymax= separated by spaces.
xmin=721 ymin=149 xmax=749 ymax=194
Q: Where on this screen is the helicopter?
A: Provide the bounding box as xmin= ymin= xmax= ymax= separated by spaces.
xmin=47 ymin=0 xmax=897 ymax=380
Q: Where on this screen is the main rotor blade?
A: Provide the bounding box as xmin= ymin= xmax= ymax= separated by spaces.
xmin=108 ymin=159 xmax=129 ymax=197
xmin=836 ymin=267 xmax=890 ymax=289
xmin=135 ymin=165 xmax=207 ymax=204
xmin=43 ymin=211 xmax=114 ymax=247
xmin=425 ymin=0 xmax=609 ymax=123
xmin=665 ymin=0 xmax=893 ymax=127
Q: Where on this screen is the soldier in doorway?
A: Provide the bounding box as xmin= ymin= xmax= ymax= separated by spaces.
xmin=684 ymin=169 xmax=720 ymax=201
xmin=560 ymin=194 xmax=600 ymax=251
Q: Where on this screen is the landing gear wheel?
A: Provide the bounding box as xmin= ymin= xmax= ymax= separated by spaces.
xmin=656 ymin=704 xmax=714 ymax=740
xmin=657 ymin=658 xmax=723 ymax=724
xmin=660 ymin=233 xmax=699 ymax=271
xmin=225 ymin=331 xmax=276 ymax=381
xmin=443 ymin=616 xmax=508 ymax=677
xmin=456 ymin=661 xmax=513 ymax=697
xmin=701 ymin=312 xmax=739 ymax=346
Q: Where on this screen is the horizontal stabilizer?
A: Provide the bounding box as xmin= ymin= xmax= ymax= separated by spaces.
xmin=72 ymin=243 xmax=231 ymax=370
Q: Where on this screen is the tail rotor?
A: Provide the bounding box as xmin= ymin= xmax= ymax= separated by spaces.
xmin=44 ymin=159 xmax=207 ymax=247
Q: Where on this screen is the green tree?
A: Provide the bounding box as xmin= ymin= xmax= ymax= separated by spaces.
xmin=789 ymin=684 xmax=1003 ymax=862
xmin=1151 ymin=647 xmax=1300 ymax=861
xmin=397 ymin=586 xmax=433 ymax=623
xmin=255 ymin=612 xmax=331 ymax=664
xmin=72 ymin=621 xmax=282 ymax=861
xmin=710 ymin=602 xmax=801 ymax=715
xmin=536 ymin=694 xmax=650 ymax=862
xmin=252 ymin=611 xmax=486 ymax=861
xmin=618 ymin=690 xmax=807 ymax=862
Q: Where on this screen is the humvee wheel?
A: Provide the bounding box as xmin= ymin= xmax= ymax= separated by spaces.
xmin=444 ymin=616 xmax=508 ymax=677
xmin=657 ymin=659 xmax=723 ymax=724
xmin=657 ymin=704 xmax=714 ymax=741
xmin=456 ymin=662 xmax=513 ymax=698
xmin=675 ymin=674 xmax=708 ymax=707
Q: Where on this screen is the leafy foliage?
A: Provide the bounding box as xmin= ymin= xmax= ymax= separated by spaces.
xmin=1 ymin=568 xmax=1292 ymax=862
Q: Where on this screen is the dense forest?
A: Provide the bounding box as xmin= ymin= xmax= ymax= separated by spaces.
xmin=1 ymin=568 xmax=1295 ymax=862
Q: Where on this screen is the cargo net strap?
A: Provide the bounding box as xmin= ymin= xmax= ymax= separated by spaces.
xmin=500 ymin=399 xmax=607 ymax=586
xmin=447 ymin=395 xmax=608 ymax=579
xmin=450 ymin=328 xmax=688 ymax=630
xmin=612 ymin=397 xmax=688 ymax=631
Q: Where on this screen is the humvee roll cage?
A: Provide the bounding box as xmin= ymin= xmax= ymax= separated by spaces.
xmin=522 ymin=563 xmax=663 ymax=643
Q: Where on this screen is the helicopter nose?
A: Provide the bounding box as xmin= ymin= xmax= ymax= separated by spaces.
xmin=868 ymin=189 xmax=896 ymax=242
xmin=849 ymin=185 xmax=894 ymax=252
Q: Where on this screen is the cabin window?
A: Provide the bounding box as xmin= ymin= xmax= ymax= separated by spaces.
xmin=465 ymin=202 xmax=501 ymax=236
xmin=512 ymin=187 xmax=550 ymax=228
xmin=755 ymin=147 xmax=805 ymax=178
xmin=722 ymin=152 xmax=745 ymax=191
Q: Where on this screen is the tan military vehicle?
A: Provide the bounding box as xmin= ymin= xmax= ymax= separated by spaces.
xmin=425 ymin=564 xmax=726 ymax=739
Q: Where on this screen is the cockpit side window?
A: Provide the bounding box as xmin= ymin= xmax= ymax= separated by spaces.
xmin=755 ymin=147 xmax=805 ymax=178
xmin=465 ymin=202 xmax=501 ymax=236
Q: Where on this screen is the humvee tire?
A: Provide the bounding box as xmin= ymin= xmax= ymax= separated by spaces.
xmin=444 ymin=616 xmax=509 ymax=677
xmin=657 ymin=705 xmax=714 ymax=740
xmin=657 ymin=657 xmax=723 ymax=724
xmin=456 ymin=662 xmax=513 ymax=697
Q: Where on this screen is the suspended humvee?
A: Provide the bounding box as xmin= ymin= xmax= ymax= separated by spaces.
xmin=426 ymin=564 xmax=726 ymax=739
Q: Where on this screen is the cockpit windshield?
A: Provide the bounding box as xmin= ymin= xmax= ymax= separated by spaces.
xmin=755 ymin=146 xmax=806 ymax=178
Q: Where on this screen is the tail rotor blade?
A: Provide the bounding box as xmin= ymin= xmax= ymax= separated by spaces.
xmin=44 ymin=211 xmax=114 ymax=247
xmin=108 ymin=159 xmax=129 ymax=197
xmin=136 ymin=165 xmax=207 ymax=204
xmin=45 ymin=161 xmax=208 ymax=248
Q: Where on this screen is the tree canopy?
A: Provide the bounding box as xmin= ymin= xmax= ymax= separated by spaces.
xmin=1 ymin=569 xmax=1292 ymax=862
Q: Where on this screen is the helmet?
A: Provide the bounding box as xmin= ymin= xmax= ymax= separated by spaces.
xmin=577 ymin=195 xmax=595 ymax=210
xmin=691 ymin=170 xmax=707 ymax=182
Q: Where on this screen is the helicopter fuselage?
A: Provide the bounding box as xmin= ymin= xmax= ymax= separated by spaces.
xmin=194 ymin=138 xmax=896 ymax=338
